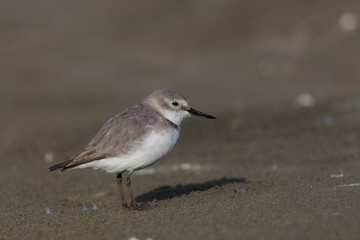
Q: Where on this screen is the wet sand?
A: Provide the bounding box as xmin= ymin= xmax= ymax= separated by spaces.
xmin=1 ymin=1 xmax=360 ymax=239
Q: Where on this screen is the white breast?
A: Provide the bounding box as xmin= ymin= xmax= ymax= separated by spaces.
xmin=78 ymin=128 xmax=180 ymax=173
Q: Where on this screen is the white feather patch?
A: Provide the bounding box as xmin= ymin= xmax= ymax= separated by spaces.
xmin=77 ymin=128 xmax=180 ymax=173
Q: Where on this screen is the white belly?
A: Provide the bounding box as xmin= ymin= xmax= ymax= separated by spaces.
xmin=77 ymin=128 xmax=180 ymax=173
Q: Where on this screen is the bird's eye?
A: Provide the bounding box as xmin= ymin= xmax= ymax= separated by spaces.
xmin=172 ymin=102 xmax=179 ymax=106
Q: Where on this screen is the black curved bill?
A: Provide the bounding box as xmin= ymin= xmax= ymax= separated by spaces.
xmin=187 ymin=108 xmax=216 ymax=119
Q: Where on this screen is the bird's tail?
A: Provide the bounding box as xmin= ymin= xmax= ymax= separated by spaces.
xmin=49 ymin=159 xmax=74 ymax=173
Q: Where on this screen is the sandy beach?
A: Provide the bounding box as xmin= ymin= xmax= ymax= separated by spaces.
xmin=1 ymin=1 xmax=360 ymax=239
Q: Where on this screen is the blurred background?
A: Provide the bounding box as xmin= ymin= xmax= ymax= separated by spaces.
xmin=2 ymin=0 xmax=360 ymax=109
xmin=1 ymin=0 xmax=360 ymax=152
xmin=1 ymin=0 xmax=360 ymax=239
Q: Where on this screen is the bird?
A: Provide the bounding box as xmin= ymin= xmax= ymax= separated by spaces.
xmin=49 ymin=89 xmax=216 ymax=210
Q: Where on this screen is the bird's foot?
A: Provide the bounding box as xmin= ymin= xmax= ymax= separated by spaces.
xmin=131 ymin=201 xmax=142 ymax=210
xmin=122 ymin=202 xmax=130 ymax=209
xmin=130 ymin=201 xmax=150 ymax=211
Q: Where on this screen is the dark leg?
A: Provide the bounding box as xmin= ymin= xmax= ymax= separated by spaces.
xmin=116 ymin=173 xmax=129 ymax=208
xmin=126 ymin=172 xmax=141 ymax=210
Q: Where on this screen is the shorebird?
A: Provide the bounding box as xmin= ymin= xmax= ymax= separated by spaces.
xmin=49 ymin=89 xmax=215 ymax=210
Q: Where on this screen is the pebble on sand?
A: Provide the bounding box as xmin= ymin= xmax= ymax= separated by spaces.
xmin=339 ymin=12 xmax=358 ymax=32
xmin=296 ymin=93 xmax=315 ymax=107
xmin=45 ymin=208 xmax=53 ymax=215
xmin=44 ymin=151 xmax=55 ymax=163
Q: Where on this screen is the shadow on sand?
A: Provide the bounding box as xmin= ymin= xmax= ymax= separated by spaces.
xmin=136 ymin=177 xmax=248 ymax=203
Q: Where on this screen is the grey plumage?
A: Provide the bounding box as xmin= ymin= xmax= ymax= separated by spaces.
xmin=49 ymin=103 xmax=178 ymax=173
